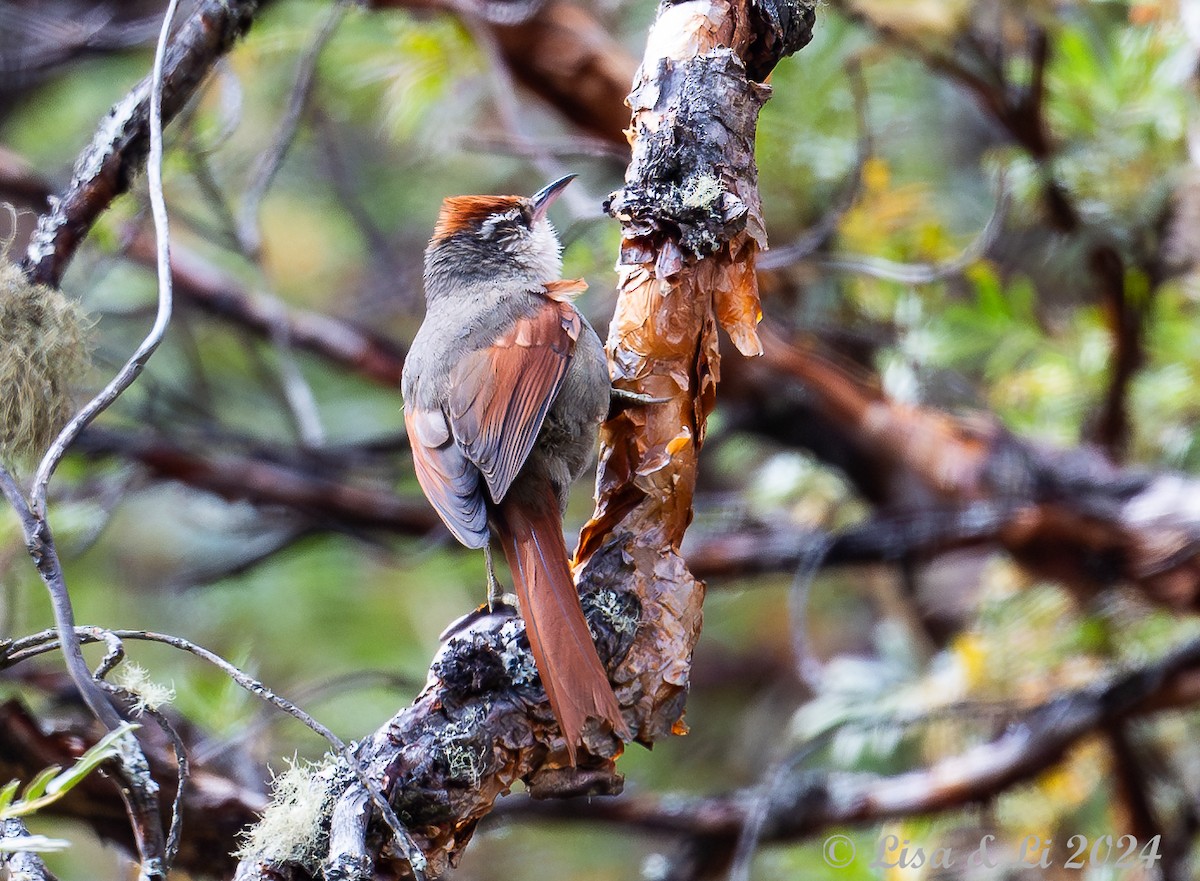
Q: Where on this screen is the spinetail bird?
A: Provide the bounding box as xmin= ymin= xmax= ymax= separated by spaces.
xmin=402 ymin=175 xmax=630 ymax=763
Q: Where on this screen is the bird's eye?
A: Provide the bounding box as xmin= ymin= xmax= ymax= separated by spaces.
xmin=481 ymin=211 xmax=525 ymax=243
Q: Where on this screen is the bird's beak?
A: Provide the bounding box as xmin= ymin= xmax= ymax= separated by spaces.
xmin=530 ymin=174 xmax=577 ymax=222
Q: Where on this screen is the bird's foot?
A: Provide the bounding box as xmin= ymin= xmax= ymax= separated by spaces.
xmin=438 ymin=599 xmax=517 ymax=642
xmin=484 ymin=544 xmax=507 ymax=611
xmin=610 ymin=387 xmax=672 ymax=406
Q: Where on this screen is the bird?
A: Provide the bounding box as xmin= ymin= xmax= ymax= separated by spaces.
xmin=402 ymin=174 xmax=630 ymax=764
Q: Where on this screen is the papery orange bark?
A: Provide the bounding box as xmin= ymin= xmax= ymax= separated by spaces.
xmin=234 ymin=1 xmax=816 ymax=877
xmin=577 ymin=0 xmax=814 ymax=743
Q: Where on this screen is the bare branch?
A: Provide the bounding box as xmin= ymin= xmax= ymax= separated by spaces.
xmin=758 ymin=59 xmax=872 ymax=268
xmin=29 ymin=0 xmax=190 ymax=518
xmin=1 ymin=819 xmax=61 ymax=881
xmin=237 ymin=1 xmax=348 ymax=257
xmin=99 ymin=683 xmax=191 ymax=873
xmin=750 ymin=326 xmax=1200 ymax=609
xmin=20 ymin=0 xmax=264 ymax=287
xmin=802 ymin=170 xmax=1010 ymax=283
xmin=461 ymin=132 xmax=628 ymax=163
xmin=77 ymin=427 xmax=438 ymax=534
xmin=1086 ymin=244 xmax=1147 ymax=461
xmin=125 ymin=233 xmax=408 ymax=385
xmin=463 ymin=14 xmax=595 ymax=219
xmin=495 ymin=634 xmax=1200 ymax=842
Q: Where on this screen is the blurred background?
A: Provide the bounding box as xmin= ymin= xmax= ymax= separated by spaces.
xmin=3 ymin=0 xmax=1200 ymax=878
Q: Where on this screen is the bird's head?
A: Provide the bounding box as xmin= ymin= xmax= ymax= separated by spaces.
xmin=423 ymin=174 xmax=576 ymax=297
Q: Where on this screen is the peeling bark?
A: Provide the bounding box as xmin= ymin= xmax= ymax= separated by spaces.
xmin=231 ymin=1 xmax=814 ymax=877
xmin=580 ymin=0 xmax=812 ymax=744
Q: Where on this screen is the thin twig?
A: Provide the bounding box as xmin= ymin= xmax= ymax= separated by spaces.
xmin=0 ymin=9 xmax=187 ymax=875
xmin=0 ymin=467 xmax=170 ymax=875
xmin=812 ymin=170 xmax=1010 ymax=284
xmin=185 ymin=143 xmax=247 ymax=254
xmin=100 ymin=679 xmax=190 ymax=873
xmin=758 ymin=58 xmax=872 ymax=269
xmin=787 ymin=532 xmax=835 ymax=692
xmin=30 ymin=0 xmax=182 ymax=517
xmin=727 ymin=740 xmax=828 ymax=881
xmin=2 ymin=626 xmax=427 ymax=878
xmin=233 ymin=1 xmax=347 ymax=447
xmin=268 ymin=308 xmax=327 ymax=449
xmin=237 ymin=0 xmax=348 ymax=257
xmin=462 ymin=13 xmax=595 ymax=220
xmin=20 ymin=0 xmax=260 ymax=286
xmin=1 ymin=467 xmax=124 ymax=724
xmin=461 ymin=133 xmax=628 ymax=163
xmin=1 ymin=819 xmax=61 ymax=881
xmin=194 ymin=670 xmax=419 ymax=765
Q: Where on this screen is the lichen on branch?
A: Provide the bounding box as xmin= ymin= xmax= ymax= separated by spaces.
xmin=0 ymin=262 xmax=91 ymax=464
xmin=233 ymin=1 xmax=815 ymax=877
xmin=577 ymin=0 xmax=813 ymax=745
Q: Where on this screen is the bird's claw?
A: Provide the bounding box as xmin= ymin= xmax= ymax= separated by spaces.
xmin=610 ymin=387 xmax=671 ymax=406
xmin=439 ymin=599 xmax=517 ymax=642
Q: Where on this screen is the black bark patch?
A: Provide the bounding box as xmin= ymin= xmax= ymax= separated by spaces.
xmin=605 ymin=50 xmax=770 ymax=257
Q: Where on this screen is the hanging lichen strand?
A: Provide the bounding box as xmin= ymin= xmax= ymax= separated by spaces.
xmin=0 ymin=261 xmax=91 ymax=464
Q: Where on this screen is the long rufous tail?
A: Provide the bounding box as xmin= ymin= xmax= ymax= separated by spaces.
xmin=492 ymin=482 xmax=629 ymax=764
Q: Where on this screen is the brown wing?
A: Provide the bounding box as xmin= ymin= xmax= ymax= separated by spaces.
xmin=543 ymin=277 xmax=588 ymax=302
xmin=404 ymin=403 xmax=489 ymax=548
xmin=449 ymin=299 xmax=581 ymax=504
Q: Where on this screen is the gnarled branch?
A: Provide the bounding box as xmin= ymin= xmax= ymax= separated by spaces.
xmin=231 ymin=1 xmax=815 ymax=877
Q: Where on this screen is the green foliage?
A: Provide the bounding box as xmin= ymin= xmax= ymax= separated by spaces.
xmin=6 ymin=1 xmax=1200 ymax=878
xmin=328 ymin=11 xmax=484 ymax=145
xmin=917 ymin=264 xmax=1112 ymax=442
xmin=0 ymin=723 xmax=137 ymax=853
xmin=1041 ymin=12 xmax=1192 ymax=240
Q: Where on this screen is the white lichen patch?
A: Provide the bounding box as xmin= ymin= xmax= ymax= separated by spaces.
xmin=235 ymin=755 xmax=338 ymax=868
xmin=439 ymin=707 xmax=488 ymax=785
xmin=113 ymin=662 xmax=176 ymax=713
xmin=498 ymin=619 xmax=539 ymax=686
xmin=680 ymin=174 xmax=725 ymax=210
xmin=586 ymin=588 xmax=639 ymax=636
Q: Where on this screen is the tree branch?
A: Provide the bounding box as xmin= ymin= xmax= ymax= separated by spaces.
xmin=19 ymin=0 xmax=264 ymax=287
xmin=366 ymin=0 xmax=636 ymax=146
xmin=125 ymin=233 xmax=408 ymax=386
xmin=494 ymin=633 xmax=1200 ymax=842
xmin=77 ymin=427 xmax=438 ymax=534
xmin=751 ymin=325 xmax=1200 ymax=609
xmin=0 ymin=697 xmax=262 ymax=878
xmin=230 ymin=1 xmax=815 ymax=877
